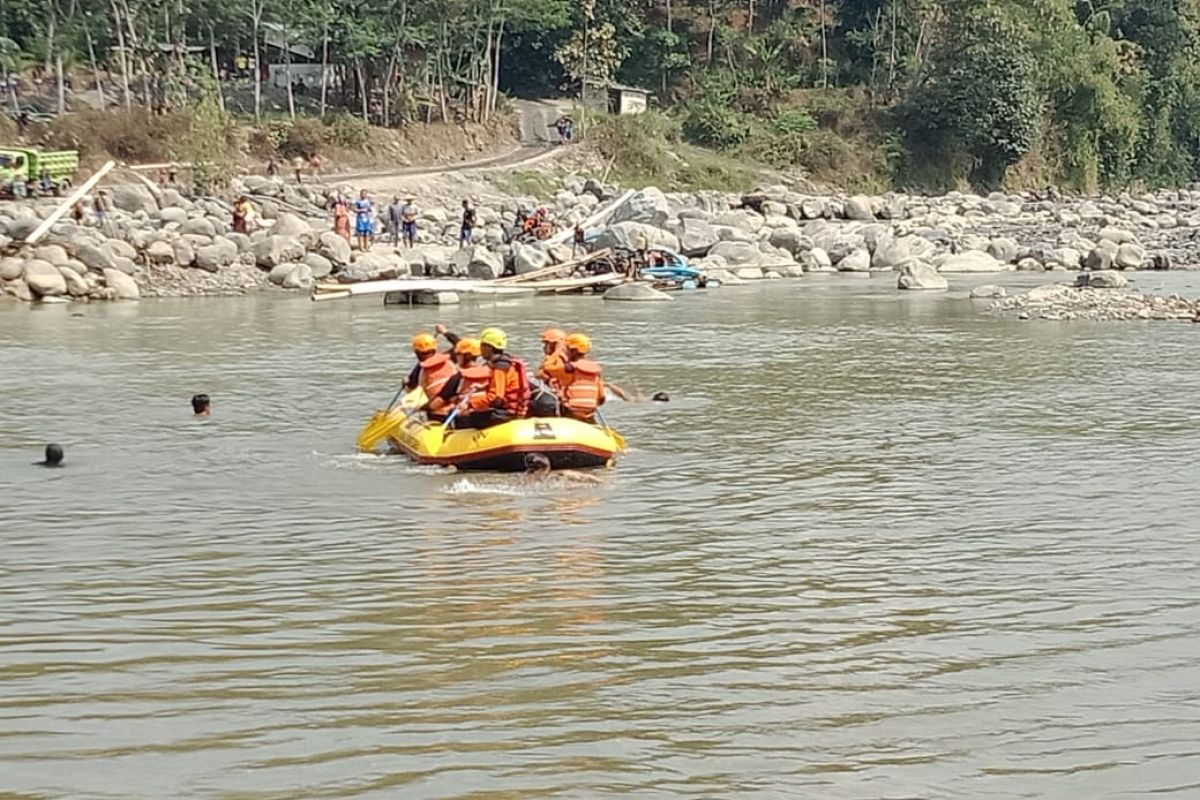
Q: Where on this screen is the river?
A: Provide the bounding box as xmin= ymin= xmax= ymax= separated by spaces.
xmin=3 ymin=274 xmax=1200 ymax=799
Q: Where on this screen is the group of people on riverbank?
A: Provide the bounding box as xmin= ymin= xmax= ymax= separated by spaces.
xmin=328 ymin=192 xmax=476 ymax=250
xmin=404 ymin=324 xmax=619 ymax=430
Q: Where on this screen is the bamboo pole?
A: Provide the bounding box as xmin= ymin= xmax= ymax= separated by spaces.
xmin=23 ymin=160 xmax=118 ymax=246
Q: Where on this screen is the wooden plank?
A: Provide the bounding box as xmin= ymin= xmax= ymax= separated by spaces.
xmin=22 ymin=160 xmax=117 ymax=246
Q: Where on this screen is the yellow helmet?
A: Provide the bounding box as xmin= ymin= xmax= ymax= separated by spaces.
xmin=411 ymin=332 xmax=437 ymax=353
xmin=566 ymin=332 xmax=592 ymax=354
xmin=480 ymin=327 xmax=507 ymax=350
xmin=541 ymin=327 xmax=567 ymax=344
xmin=454 ymin=337 xmax=481 ymax=358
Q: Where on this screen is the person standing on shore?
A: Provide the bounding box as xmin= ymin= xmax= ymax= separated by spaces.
xmin=354 ymin=189 xmax=374 ymax=251
xmin=309 ymin=153 xmax=322 ymax=179
xmin=401 ymin=196 xmax=419 ymax=249
xmin=573 ymin=222 xmax=585 ymax=257
xmin=93 ymin=191 xmax=110 ymax=229
xmin=232 ymin=196 xmax=255 ymax=234
xmin=292 ymin=156 xmax=305 ymax=184
xmin=266 ymin=157 xmax=278 ymax=178
xmin=459 ymin=199 xmax=476 ymax=247
xmin=387 ymin=196 xmax=403 ymax=247
xmin=332 ymin=195 xmax=351 ymax=242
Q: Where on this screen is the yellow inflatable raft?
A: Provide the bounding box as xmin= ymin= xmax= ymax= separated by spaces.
xmin=389 ymin=414 xmax=626 ymax=471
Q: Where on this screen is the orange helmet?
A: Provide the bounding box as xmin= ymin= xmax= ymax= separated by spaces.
xmin=566 ymin=332 xmax=592 ymax=354
xmin=411 ymin=332 xmax=437 ymax=353
xmin=454 ymin=337 xmax=481 ymax=358
xmin=541 ymin=327 xmax=567 ymax=344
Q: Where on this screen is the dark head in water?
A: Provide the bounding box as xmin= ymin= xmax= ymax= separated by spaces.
xmin=524 ymin=453 xmax=552 ymax=475
xmin=37 ymin=444 xmax=64 ymax=467
xmin=192 ymin=393 xmax=211 ymax=416
xmin=652 ymin=392 xmax=670 ymax=402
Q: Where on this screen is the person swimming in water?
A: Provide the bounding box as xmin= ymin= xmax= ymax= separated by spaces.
xmin=522 ymin=453 xmax=604 ymax=485
xmin=192 ymin=394 xmax=211 ymax=416
xmin=35 ymin=444 xmax=64 ymax=467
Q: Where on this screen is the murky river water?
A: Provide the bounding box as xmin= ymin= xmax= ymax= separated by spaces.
xmin=3 ymin=274 xmax=1200 ymax=799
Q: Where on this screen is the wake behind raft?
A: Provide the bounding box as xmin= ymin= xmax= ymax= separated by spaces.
xmin=356 ymin=389 xmax=627 ymax=472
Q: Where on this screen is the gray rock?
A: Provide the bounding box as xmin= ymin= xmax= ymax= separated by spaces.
xmin=1015 ymin=257 xmax=1044 ymax=271
xmin=268 ymin=262 xmax=297 ymax=285
xmin=452 ymin=245 xmax=503 ymax=280
xmin=414 ymin=291 xmax=461 ymax=305
xmin=271 ymin=212 xmax=316 ymax=247
xmin=58 ymin=266 xmax=89 ymax=297
xmin=969 ymin=285 xmax=1007 ymax=299
xmin=802 ymin=248 xmax=834 ymax=272
xmin=1098 ymin=226 xmax=1136 ymax=245
xmin=34 ymin=245 xmax=70 ymax=266
xmin=603 ymin=283 xmax=673 ymax=302
xmin=172 ymin=240 xmax=196 ymax=267
xmin=110 ymin=256 xmax=138 ymax=275
xmin=102 ymin=267 xmax=140 ymax=299
xmin=797 ymin=198 xmax=827 ymax=219
xmin=6 ymin=216 xmax=40 ymax=241
xmin=253 ymin=235 xmax=306 ymax=269
xmin=181 ymin=217 xmax=217 ymax=238
xmin=987 ymin=237 xmax=1020 ymax=264
xmin=768 ymin=228 xmax=812 ymax=257
xmin=23 ymin=260 xmax=67 ymax=296
xmin=194 ymin=239 xmax=238 ymax=272
xmin=897 ymin=261 xmax=948 ymax=290
xmin=103 ymin=240 xmax=138 ymax=261
xmin=937 ymin=250 xmax=1009 ymax=272
xmin=107 ymin=184 xmax=158 ymax=214
xmin=158 ymin=207 xmax=189 ymax=225
xmin=227 ymin=232 xmax=252 ymax=253
xmin=146 ymin=240 xmax=175 ymax=265
xmin=836 ymin=248 xmax=872 ymax=272
xmin=594 ymin=221 xmax=679 ymax=252
xmin=712 ymin=208 xmax=766 ymax=233
xmin=3 ymin=277 xmax=33 ymax=301
xmin=1115 ymin=243 xmax=1145 ymax=269
xmin=161 ymin=188 xmax=188 ymax=208
xmin=513 ymin=241 xmax=551 ymax=275
xmin=317 ymin=232 xmax=352 ymax=266
xmin=678 ymin=217 xmax=719 ymax=256
xmin=73 ymin=244 xmax=116 ymax=273
xmin=0 ymin=256 xmax=25 ymax=281
xmin=1077 ymin=270 xmax=1127 ymax=289
xmin=1053 ymin=247 xmax=1083 ymax=270
xmin=844 ymin=195 xmax=875 ymax=220
xmin=282 ymin=263 xmax=314 ymax=290
xmin=709 ymin=240 xmax=761 ymax=266
xmin=1085 ymin=245 xmax=1115 ymax=271
xmin=734 ymin=267 xmax=765 ymax=280
xmin=303 ymin=252 xmax=333 ymax=279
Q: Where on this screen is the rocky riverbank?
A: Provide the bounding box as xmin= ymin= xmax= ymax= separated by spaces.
xmin=3 ymin=172 xmax=1200 ymax=305
xmin=988 ymin=272 xmax=1200 ymax=322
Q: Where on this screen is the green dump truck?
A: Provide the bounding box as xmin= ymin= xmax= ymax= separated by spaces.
xmin=0 ymin=147 xmax=80 ymax=198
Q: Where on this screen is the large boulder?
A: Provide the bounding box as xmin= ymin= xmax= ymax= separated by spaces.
xmin=172 ymin=239 xmax=196 ymax=268
xmin=678 ymin=217 xmax=719 ymax=256
xmin=594 ymin=221 xmax=679 ymax=252
xmin=158 ymin=207 xmax=189 ymax=225
xmin=253 ymin=235 xmax=306 ymax=269
xmin=836 ymin=248 xmax=872 ymax=272
xmin=23 ymin=260 xmax=67 ymax=297
xmin=303 ymin=252 xmax=334 ymax=279
xmin=937 ymin=250 xmax=1009 ymax=272
xmin=603 ymin=282 xmax=673 ymax=302
xmin=102 ymin=239 xmax=138 ymax=262
xmin=897 ymin=261 xmax=948 ymax=290
xmin=102 ymin=267 xmax=140 ymax=299
xmin=181 ymin=217 xmax=218 ymax=238
xmin=317 ymin=232 xmax=352 ymax=266
xmin=268 ymin=262 xmax=298 ymax=285
xmin=512 ymin=241 xmax=551 ymax=275
xmin=194 ymin=239 xmax=239 ymax=272
xmin=844 ymin=195 xmax=875 ymax=220
xmin=107 ymin=185 xmax=157 ymax=214
xmin=58 ymin=266 xmax=90 ymax=297
xmin=74 ymin=243 xmax=116 ymax=273
xmin=610 ymin=187 xmax=670 ymax=227
xmin=969 ymin=285 xmax=1007 ymax=299
xmin=6 ymin=216 xmax=40 ymax=241
xmin=768 ymin=228 xmax=812 ymax=257
xmin=452 ymin=245 xmax=503 ymax=280
xmin=0 ymin=256 xmax=26 ymax=281
xmin=712 ymin=208 xmax=766 ymax=233
xmin=872 ymin=234 xmax=933 ymax=270
xmin=34 ymin=245 xmax=70 ymax=266
xmin=146 ymin=240 xmax=175 ymax=265
xmin=802 ymin=248 xmax=834 ymax=272
xmin=1085 ymin=245 xmax=1115 ymax=271
xmin=1115 ymin=243 xmax=1145 ymax=269
xmin=709 ymin=240 xmax=761 ymax=266
xmin=987 ymin=237 xmax=1020 ymax=264
xmin=1077 ymin=270 xmax=1127 ymax=289
xmin=271 ymin=212 xmax=316 ymax=247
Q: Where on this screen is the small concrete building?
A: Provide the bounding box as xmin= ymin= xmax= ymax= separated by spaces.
xmin=582 ymin=81 xmax=650 ymax=115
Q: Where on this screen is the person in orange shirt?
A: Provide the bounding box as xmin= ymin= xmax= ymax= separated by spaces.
xmin=530 ymin=327 xmax=569 ymax=417
xmin=404 ymin=332 xmax=458 ymax=422
xmin=457 ymin=328 xmax=531 ymax=430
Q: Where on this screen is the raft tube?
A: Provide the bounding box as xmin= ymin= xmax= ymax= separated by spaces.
xmin=389 ymin=415 xmax=625 ymax=472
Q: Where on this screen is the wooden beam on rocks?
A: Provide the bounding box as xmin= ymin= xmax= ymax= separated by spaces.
xmin=22 ymin=160 xmax=118 ymax=247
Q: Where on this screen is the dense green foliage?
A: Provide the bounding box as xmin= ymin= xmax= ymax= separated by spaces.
xmin=4 ymin=0 xmax=1200 ymax=189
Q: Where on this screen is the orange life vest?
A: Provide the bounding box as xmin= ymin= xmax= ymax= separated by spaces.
xmin=538 ymin=351 xmax=570 ymax=389
xmin=503 ymin=356 xmax=531 ymax=417
xmin=418 ymin=352 xmax=458 ymax=415
xmin=453 ymin=365 xmax=491 ymax=404
xmin=562 ymin=359 xmax=603 ymax=419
